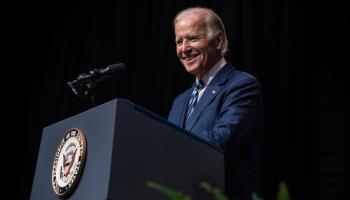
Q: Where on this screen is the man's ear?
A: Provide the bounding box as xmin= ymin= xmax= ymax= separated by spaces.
xmin=215 ymin=32 xmax=224 ymax=50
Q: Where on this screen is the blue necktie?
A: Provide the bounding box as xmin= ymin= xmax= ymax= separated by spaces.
xmin=185 ymin=80 xmax=205 ymax=125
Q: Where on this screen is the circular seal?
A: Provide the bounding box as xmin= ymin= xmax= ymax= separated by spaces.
xmin=51 ymin=128 xmax=87 ymax=197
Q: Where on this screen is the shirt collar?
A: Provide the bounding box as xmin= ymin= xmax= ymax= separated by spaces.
xmin=197 ymin=57 xmax=227 ymax=86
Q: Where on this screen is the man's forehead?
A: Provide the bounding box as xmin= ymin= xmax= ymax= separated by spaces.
xmin=175 ymin=16 xmax=207 ymax=35
xmin=176 ymin=13 xmax=207 ymax=26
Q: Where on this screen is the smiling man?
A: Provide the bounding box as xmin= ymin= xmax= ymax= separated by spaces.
xmin=168 ymin=7 xmax=264 ymax=200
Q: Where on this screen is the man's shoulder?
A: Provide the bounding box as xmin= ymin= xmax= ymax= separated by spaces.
xmin=222 ymin=62 xmax=259 ymax=82
xmin=221 ymin=63 xmax=261 ymax=87
xmin=230 ymin=70 xmax=260 ymax=83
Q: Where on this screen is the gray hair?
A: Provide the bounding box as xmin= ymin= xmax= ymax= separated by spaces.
xmin=173 ymin=7 xmax=229 ymax=55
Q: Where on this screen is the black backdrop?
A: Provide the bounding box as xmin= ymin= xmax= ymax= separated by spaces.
xmin=10 ymin=0 xmax=345 ymax=199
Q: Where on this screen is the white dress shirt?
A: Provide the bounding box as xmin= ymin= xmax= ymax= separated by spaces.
xmin=196 ymin=58 xmax=227 ymax=101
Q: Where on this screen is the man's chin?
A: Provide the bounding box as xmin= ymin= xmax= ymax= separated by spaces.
xmin=185 ymin=67 xmax=197 ymax=74
xmin=185 ymin=68 xmax=201 ymax=78
xmin=184 ymin=64 xmax=198 ymax=72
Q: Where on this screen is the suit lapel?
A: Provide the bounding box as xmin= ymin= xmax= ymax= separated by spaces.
xmin=186 ymin=64 xmax=234 ymax=131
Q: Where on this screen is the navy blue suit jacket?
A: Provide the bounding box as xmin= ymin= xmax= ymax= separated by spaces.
xmin=168 ymin=63 xmax=263 ymax=199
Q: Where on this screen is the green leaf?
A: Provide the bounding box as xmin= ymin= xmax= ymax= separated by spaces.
xmin=276 ymin=181 xmax=290 ymax=200
xmin=146 ymin=181 xmax=192 ymax=200
xmin=199 ymin=181 xmax=230 ymax=200
xmin=251 ymin=192 xmax=263 ymax=200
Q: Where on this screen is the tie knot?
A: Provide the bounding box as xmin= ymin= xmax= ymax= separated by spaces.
xmin=195 ymin=80 xmax=205 ymax=90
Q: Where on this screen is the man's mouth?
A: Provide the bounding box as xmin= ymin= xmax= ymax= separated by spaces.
xmin=184 ymin=55 xmax=198 ymax=62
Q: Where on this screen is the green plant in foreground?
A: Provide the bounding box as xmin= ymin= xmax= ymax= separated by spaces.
xmin=146 ymin=181 xmax=192 ymax=200
xmin=276 ymin=181 xmax=290 ymax=200
xmin=147 ymin=180 xmax=291 ymax=200
xmin=251 ymin=192 xmax=263 ymax=200
xmin=146 ymin=181 xmax=229 ymax=200
xmin=200 ymin=182 xmax=229 ymax=200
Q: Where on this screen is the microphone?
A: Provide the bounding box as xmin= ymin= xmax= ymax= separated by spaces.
xmin=67 ymin=63 xmax=127 ymax=96
xmin=76 ymin=63 xmax=127 ymax=82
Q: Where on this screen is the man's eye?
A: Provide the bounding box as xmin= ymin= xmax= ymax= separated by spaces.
xmin=189 ymin=36 xmax=200 ymax=41
xmin=176 ymin=40 xmax=183 ymax=45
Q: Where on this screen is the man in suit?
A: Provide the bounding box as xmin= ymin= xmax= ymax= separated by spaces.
xmin=168 ymin=7 xmax=264 ymax=200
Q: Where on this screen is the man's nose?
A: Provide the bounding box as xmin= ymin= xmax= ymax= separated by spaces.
xmin=181 ymin=41 xmax=192 ymax=53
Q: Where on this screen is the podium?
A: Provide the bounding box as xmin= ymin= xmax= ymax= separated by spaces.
xmin=30 ymin=99 xmax=224 ymax=199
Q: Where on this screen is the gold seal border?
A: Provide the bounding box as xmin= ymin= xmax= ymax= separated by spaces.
xmin=51 ymin=128 xmax=87 ymax=197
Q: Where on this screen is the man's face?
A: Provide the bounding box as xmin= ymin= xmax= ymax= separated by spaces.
xmin=175 ymin=14 xmax=220 ymax=78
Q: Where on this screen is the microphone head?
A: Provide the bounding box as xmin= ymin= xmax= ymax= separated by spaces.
xmin=107 ymin=63 xmax=127 ymax=75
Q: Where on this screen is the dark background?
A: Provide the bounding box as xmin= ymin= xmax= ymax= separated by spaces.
xmin=9 ymin=0 xmax=345 ymax=199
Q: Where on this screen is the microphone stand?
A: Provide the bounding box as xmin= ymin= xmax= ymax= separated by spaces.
xmin=67 ymin=73 xmax=101 ymax=108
